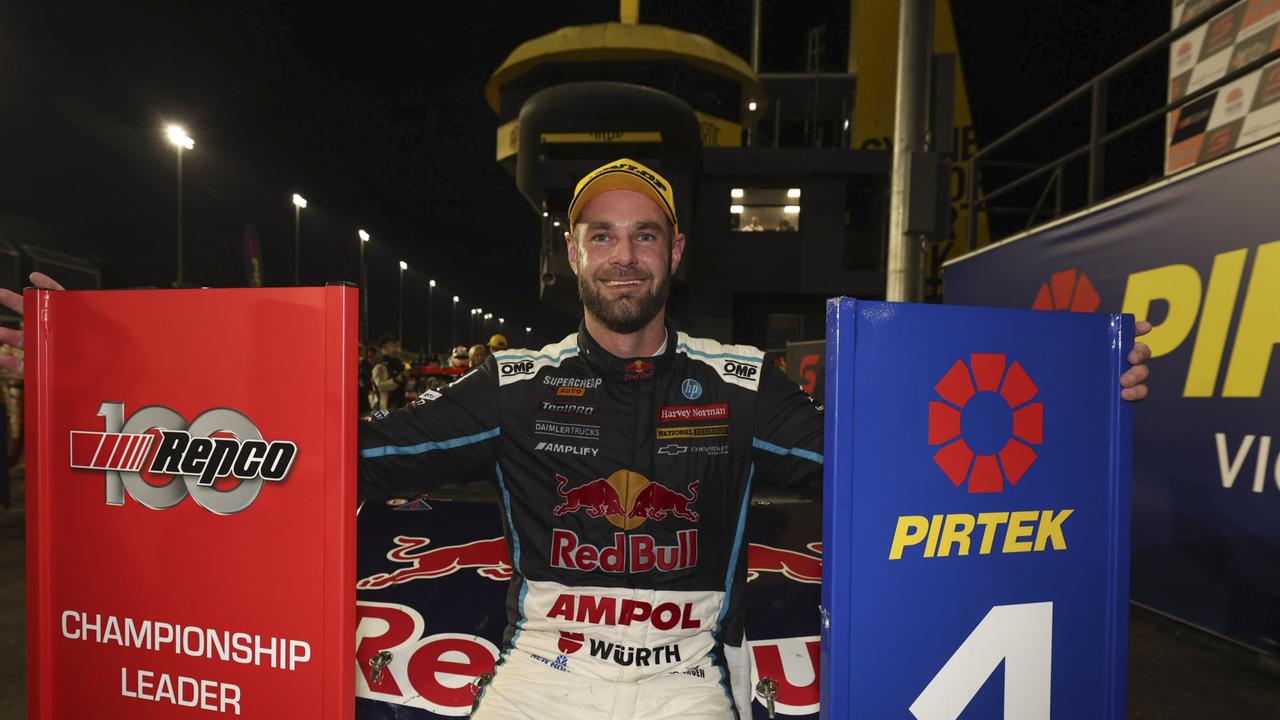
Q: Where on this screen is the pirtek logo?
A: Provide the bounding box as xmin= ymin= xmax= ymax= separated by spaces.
xmin=929 ymin=354 xmax=1044 ymax=493
xmin=553 ymin=470 xmax=699 ymax=528
xmin=722 ymin=360 xmax=758 ymax=379
xmin=1031 ymin=268 xmax=1100 ymax=312
xmin=500 ymin=360 xmax=535 ymax=376
xmin=70 ymin=403 xmax=297 ymax=514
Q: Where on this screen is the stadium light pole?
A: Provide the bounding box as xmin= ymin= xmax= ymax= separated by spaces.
xmin=165 ymin=125 xmax=194 ymax=287
xmin=292 ymin=193 xmax=308 ymax=286
xmin=484 ymin=312 xmax=493 ymax=337
xmin=427 ymin=279 xmax=436 ymax=358
xmin=398 ymin=260 xmax=408 ymax=342
xmin=358 ymin=229 xmax=370 ymax=345
xmin=525 ymin=326 xmax=531 ymax=345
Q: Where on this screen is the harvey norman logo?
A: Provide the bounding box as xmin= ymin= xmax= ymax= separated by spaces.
xmin=70 ymin=402 xmax=297 ymax=515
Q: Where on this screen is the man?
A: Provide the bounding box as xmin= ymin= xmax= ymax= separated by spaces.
xmin=371 ymin=334 xmax=407 ymax=411
xmin=741 ymin=215 xmax=763 ymax=231
xmin=358 ymin=344 xmax=378 ymax=414
xmin=488 ymin=333 xmax=509 ymax=354
xmin=0 ymin=161 xmax=1151 ymax=719
xmin=355 ymin=158 xmax=1152 ymax=719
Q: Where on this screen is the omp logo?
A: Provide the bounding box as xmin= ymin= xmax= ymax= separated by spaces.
xmin=70 ymin=403 xmax=297 ymax=514
xmin=1031 ymin=268 xmax=1100 ymax=312
xmin=499 ymin=360 xmax=535 ymax=376
xmin=722 ymin=360 xmax=758 ymax=380
xmin=929 ymin=354 xmax=1043 ymax=493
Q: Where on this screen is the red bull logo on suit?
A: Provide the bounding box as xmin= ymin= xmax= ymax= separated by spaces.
xmin=551 ymin=469 xmax=700 ymax=573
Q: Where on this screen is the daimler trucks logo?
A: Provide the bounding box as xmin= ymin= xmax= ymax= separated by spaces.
xmin=928 ymin=354 xmax=1044 ymax=493
xmin=69 ymin=402 xmax=298 ymax=514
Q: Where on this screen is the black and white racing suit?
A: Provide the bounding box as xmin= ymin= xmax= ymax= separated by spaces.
xmin=359 ymin=323 xmax=823 ymax=719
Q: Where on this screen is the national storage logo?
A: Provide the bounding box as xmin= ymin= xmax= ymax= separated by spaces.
xmin=891 ymin=354 xmax=1071 ymax=561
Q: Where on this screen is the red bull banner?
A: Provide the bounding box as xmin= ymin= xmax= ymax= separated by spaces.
xmin=25 ymin=286 xmax=357 ymax=719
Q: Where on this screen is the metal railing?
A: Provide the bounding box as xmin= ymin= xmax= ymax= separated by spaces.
xmin=966 ymin=0 xmax=1280 ymax=245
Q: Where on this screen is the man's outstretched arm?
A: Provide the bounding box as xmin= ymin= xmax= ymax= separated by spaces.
xmin=358 ymin=359 xmax=500 ymax=501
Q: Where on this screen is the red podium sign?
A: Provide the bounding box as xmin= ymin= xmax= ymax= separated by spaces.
xmin=25 ymin=287 xmax=356 ymax=719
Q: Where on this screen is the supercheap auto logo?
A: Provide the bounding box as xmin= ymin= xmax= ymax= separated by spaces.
xmin=69 ymin=402 xmax=297 ymax=515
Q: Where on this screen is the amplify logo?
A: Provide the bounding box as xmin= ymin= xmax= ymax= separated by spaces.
xmin=70 ymin=402 xmax=298 ymax=514
xmin=1031 ymin=268 xmax=1101 ymax=312
xmin=928 ymin=354 xmax=1044 ymax=493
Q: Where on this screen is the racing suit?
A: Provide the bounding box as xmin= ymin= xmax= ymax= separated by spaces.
xmin=359 ymin=323 xmax=823 ymax=719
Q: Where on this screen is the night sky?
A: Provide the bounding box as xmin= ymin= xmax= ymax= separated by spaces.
xmin=3 ymin=1 xmax=1166 ymax=352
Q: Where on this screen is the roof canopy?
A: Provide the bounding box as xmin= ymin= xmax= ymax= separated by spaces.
xmin=486 ymin=23 xmax=767 ymax=119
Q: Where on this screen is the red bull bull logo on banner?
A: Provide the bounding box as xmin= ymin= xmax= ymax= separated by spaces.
xmin=357 ymin=536 xmax=513 ymax=589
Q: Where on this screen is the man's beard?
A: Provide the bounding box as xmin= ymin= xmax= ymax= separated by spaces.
xmin=578 ymin=264 xmax=671 ymax=335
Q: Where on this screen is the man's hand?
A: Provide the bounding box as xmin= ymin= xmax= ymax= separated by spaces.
xmin=1120 ymin=320 xmax=1152 ymax=402
xmin=0 ymin=272 xmax=66 ymax=374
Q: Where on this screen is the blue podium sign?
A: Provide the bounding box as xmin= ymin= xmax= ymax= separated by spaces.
xmin=821 ymin=299 xmax=1133 ymax=720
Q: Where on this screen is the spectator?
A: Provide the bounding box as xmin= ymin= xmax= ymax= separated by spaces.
xmin=468 ymin=343 xmax=488 ymax=367
xmin=741 ymin=215 xmax=764 ymax=231
xmin=776 ymin=217 xmax=794 ymax=231
xmin=371 ymin=334 xmax=408 ymax=411
xmin=449 ymin=345 xmax=470 ymax=369
xmin=357 ymin=345 xmax=377 ymax=414
xmin=488 ymin=333 xmax=509 ymax=354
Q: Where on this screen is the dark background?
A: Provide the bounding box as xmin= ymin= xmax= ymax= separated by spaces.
xmin=1 ymin=1 xmax=1167 ymax=351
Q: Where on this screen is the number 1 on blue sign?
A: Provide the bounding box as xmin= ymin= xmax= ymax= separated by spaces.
xmin=910 ymin=602 xmax=1052 ymax=720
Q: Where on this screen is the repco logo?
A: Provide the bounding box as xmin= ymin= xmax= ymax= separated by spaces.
xmin=500 ymin=360 xmax=535 ymax=376
xmin=69 ymin=402 xmax=298 ymax=515
xmin=722 ymin=361 xmax=758 ymax=380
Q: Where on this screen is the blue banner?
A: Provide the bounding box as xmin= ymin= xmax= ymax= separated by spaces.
xmin=822 ymin=299 xmax=1132 ymax=719
xmin=944 ymin=141 xmax=1280 ymax=655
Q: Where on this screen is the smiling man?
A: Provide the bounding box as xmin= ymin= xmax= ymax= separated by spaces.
xmin=0 ymin=158 xmax=1152 ymax=720
xmin=355 ymin=157 xmax=1151 ymax=720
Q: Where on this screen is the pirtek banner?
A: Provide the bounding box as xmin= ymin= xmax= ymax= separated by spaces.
xmin=26 ymin=287 xmax=356 ymax=719
xmin=821 ymin=299 xmax=1133 ymax=719
xmin=944 ymin=140 xmax=1280 ymax=655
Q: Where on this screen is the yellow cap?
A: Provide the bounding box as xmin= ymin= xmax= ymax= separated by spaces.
xmin=488 ymin=333 xmax=509 ymax=350
xmin=567 ymin=158 xmax=678 ymax=234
